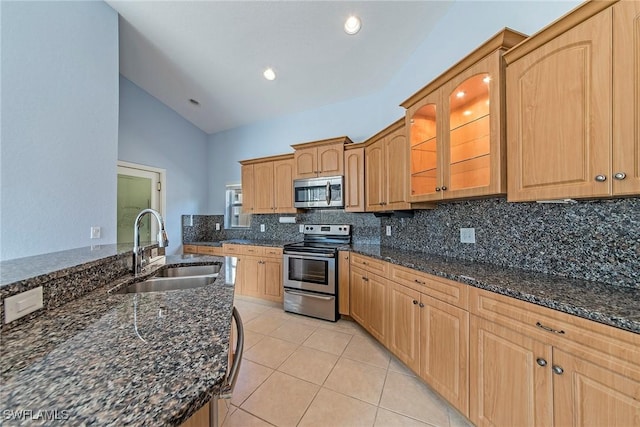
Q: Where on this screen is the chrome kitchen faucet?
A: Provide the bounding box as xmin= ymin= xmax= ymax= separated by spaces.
xmin=133 ymin=208 xmax=169 ymax=276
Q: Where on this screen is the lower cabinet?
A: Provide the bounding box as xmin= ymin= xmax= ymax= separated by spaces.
xmin=338 ymin=251 xmax=351 ymax=315
xmin=349 ymin=266 xmax=388 ymax=345
xmin=388 ymin=281 xmax=469 ymax=415
xmin=469 ymin=287 xmax=640 ymax=427
xmin=223 ymin=244 xmax=283 ymax=303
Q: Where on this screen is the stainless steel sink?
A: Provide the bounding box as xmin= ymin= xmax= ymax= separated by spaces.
xmin=115 ymin=275 xmax=217 ymax=294
xmin=155 ymin=264 xmax=221 ymax=277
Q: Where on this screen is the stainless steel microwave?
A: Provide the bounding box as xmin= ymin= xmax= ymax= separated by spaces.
xmin=293 ymin=176 xmax=344 ymax=208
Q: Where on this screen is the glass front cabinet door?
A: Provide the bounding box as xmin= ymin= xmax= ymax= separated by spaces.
xmin=404 ymin=29 xmax=525 ymax=202
xmin=407 ymin=91 xmax=442 ymax=201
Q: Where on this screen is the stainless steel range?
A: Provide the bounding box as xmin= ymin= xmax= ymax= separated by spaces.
xmin=283 ymin=224 xmax=351 ymax=322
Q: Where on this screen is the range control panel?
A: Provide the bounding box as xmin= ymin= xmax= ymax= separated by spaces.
xmin=302 ymin=224 xmax=351 ymax=236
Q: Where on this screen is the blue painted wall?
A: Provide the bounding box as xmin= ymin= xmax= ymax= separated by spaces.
xmin=1 ymin=1 xmax=119 ymax=260
xmin=118 ymin=76 xmax=209 ymax=254
xmin=207 ymin=0 xmax=581 ymax=213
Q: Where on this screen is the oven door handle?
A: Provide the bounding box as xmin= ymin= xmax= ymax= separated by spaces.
xmin=284 ymin=289 xmax=334 ymax=301
xmin=283 ymin=251 xmax=335 ymax=258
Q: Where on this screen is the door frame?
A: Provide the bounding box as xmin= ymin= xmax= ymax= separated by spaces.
xmin=117 ymin=160 xmax=167 ymax=244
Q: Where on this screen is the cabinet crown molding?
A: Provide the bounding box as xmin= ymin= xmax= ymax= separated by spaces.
xmin=291 ymin=135 xmax=353 ymax=150
xmin=504 ymin=0 xmax=618 ymax=64
xmin=239 ymin=153 xmax=294 ymax=165
xmin=363 ymin=118 xmax=405 ymax=146
xmin=400 ymin=27 xmax=527 ymax=109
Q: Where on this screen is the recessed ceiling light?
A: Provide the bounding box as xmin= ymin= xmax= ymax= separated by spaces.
xmin=263 ymin=68 xmax=276 ymax=81
xmin=463 ymin=110 xmax=473 ymax=116
xmin=344 ymin=15 xmax=361 ymax=35
xmin=456 ymin=91 xmax=465 ymax=98
xmin=483 ymin=75 xmax=491 ymax=83
xmin=189 ymin=98 xmax=200 ymax=106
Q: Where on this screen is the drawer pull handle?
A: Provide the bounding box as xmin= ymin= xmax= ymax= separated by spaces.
xmin=414 ymin=279 xmax=425 ymax=285
xmin=536 ymin=322 xmax=565 ymax=335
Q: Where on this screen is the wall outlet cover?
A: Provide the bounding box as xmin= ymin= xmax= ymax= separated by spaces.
xmin=4 ymin=287 xmax=44 ymax=323
xmin=90 ymin=226 xmax=101 ymax=239
xmin=260 ymin=224 xmax=265 ymax=232
xmin=460 ymin=228 xmax=476 ymax=244
xmin=299 ymin=224 xmax=304 ymax=233
xmin=386 ymin=225 xmax=392 ymax=236
xmin=215 ymin=223 xmax=221 ymax=231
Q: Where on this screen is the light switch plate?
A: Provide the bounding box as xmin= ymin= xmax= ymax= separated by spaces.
xmin=5 ymin=287 xmax=44 ymax=323
xmin=460 ymin=228 xmax=476 ymax=244
xmin=386 ymin=225 xmax=392 ymax=236
xmin=90 ymin=226 xmax=101 ymax=239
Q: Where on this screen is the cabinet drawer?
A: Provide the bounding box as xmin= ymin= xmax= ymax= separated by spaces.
xmin=183 ymin=244 xmax=198 ymax=254
xmin=263 ymin=247 xmax=283 ymax=257
xmin=351 ymin=253 xmax=388 ymax=277
xmin=470 ymin=287 xmax=640 ymax=373
xmin=198 ymin=246 xmax=223 ymax=256
xmin=389 ymin=264 xmax=468 ymax=309
xmin=222 ymin=244 xmax=244 ymax=254
xmin=243 ymin=245 xmax=265 ymax=256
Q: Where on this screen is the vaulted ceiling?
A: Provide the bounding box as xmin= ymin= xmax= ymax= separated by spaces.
xmin=107 ymin=1 xmax=453 ymax=134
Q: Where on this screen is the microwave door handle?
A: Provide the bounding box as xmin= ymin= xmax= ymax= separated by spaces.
xmin=326 ymin=181 xmax=331 ymax=205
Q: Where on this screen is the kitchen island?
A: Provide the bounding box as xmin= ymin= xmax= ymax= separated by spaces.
xmin=0 ymin=255 xmax=235 ymax=426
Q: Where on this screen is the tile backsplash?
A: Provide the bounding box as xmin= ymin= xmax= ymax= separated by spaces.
xmin=183 ymin=197 xmax=639 ymax=289
xmin=182 ymin=210 xmax=380 ymax=245
xmin=381 ymin=197 xmax=639 ymax=289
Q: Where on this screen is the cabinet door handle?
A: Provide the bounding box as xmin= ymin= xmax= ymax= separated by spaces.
xmin=594 ymin=175 xmax=607 ymax=182
xmin=362 ymin=277 xmax=368 ymax=281
xmin=435 ymin=187 xmax=441 ymax=191
xmin=441 ymin=186 xmax=447 ymax=191
xmin=419 ymin=302 xmax=425 ymax=308
xmin=535 ymin=322 xmax=565 ymax=335
xmin=536 ymin=358 xmax=547 ymax=367
xmin=614 ymin=172 xmax=627 ymax=180
xmin=552 ymin=365 xmax=564 ymax=375
xmin=412 ymin=300 xmax=418 ymax=305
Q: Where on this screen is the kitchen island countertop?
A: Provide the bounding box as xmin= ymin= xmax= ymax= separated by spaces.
xmin=0 ymin=255 xmax=235 ymax=426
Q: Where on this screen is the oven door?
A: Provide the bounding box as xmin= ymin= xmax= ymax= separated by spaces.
xmin=283 ymin=252 xmax=336 ymax=295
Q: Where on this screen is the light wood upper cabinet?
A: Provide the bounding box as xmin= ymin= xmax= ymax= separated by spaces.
xmin=344 ymin=144 xmax=365 ymax=212
xmin=403 ymin=29 xmax=526 ymax=202
xmin=239 ymin=154 xmax=296 ymax=214
xmin=273 ymin=158 xmax=296 ymax=212
xmin=365 ymin=119 xmax=412 ymax=211
xmin=241 ymin=164 xmax=255 ymax=213
xmin=506 ymin=1 xmax=639 ymax=201
xmin=291 ymin=137 xmax=351 ymax=179
xmin=612 ymin=0 xmax=640 ymax=196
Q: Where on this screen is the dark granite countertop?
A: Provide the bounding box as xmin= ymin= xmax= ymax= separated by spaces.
xmin=187 ymin=239 xmax=295 ymax=248
xmin=0 ymin=255 xmax=236 ymax=426
xmin=349 ymin=244 xmax=640 ymax=334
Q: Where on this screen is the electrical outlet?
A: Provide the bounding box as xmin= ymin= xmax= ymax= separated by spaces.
xmin=460 ymin=228 xmax=476 ymax=244
xmin=90 ymin=226 xmax=101 ymax=239
xmin=4 ymin=287 xmax=43 ymax=323
xmin=260 ymin=224 xmax=265 ymax=232
xmin=386 ymin=225 xmax=392 ymax=236
xmin=299 ymin=224 xmax=304 ymax=233
xmin=215 ymin=223 xmax=221 ymax=231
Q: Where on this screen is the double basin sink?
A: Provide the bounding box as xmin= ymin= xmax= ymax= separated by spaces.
xmin=113 ymin=264 xmax=221 ymax=294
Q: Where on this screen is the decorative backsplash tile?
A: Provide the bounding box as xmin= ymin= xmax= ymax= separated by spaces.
xmin=380 ymin=197 xmax=640 ymax=289
xmin=183 ymin=197 xmax=639 ymax=289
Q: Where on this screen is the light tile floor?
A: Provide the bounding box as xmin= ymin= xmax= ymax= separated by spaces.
xmin=221 ymin=297 xmax=474 ymax=427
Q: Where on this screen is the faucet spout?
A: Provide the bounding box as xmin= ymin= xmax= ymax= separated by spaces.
xmin=132 ymin=208 xmax=169 ymax=275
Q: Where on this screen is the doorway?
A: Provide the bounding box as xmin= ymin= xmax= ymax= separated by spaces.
xmin=117 ymin=161 xmax=166 ymax=246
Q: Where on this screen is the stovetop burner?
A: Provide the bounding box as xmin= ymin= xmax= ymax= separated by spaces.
xmin=284 ymin=224 xmax=351 ymax=254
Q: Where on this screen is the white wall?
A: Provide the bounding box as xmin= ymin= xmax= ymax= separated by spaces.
xmin=118 ymin=76 xmax=209 ymax=254
xmin=207 ymin=0 xmax=581 ymax=213
xmin=0 ymin=1 xmax=119 ymax=260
